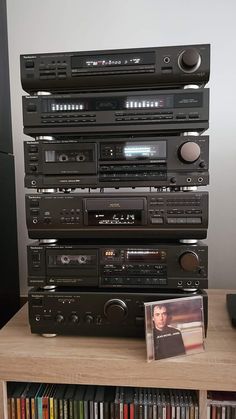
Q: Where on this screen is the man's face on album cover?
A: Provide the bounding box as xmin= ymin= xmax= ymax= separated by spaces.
xmin=153 ymin=305 xmax=168 ymax=331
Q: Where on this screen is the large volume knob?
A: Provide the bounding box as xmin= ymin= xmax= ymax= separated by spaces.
xmin=178 ymin=48 xmax=201 ymax=73
xmin=179 ymin=142 xmax=201 ymax=163
xmin=179 ymin=251 xmax=199 ymax=272
xmin=104 ymin=299 xmax=128 ymax=323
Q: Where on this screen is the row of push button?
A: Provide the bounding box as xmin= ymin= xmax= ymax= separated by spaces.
xmin=102 ymin=277 xmax=167 ymax=285
xmin=151 ymin=217 xmax=201 ymax=224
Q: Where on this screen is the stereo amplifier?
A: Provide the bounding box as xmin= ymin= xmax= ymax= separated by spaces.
xmin=28 ymin=287 xmax=208 ymax=338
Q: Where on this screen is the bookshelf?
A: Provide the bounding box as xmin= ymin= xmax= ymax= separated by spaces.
xmin=0 ymin=289 xmax=236 ymax=419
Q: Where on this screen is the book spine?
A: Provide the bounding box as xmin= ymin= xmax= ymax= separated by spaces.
xmin=79 ymin=400 xmax=84 ymax=419
xmin=63 ymin=399 xmax=68 ymax=419
xmin=53 ymin=399 xmax=58 ymax=419
xmin=25 ymin=398 xmax=30 ymax=419
xmin=59 ymin=399 xmax=64 ymax=419
xmin=16 ymin=398 xmax=21 ymax=419
xmin=49 ymin=397 xmax=54 ymax=419
xmin=7 ymin=397 xmax=11 ymax=419
xmin=69 ymin=399 xmax=74 ymax=419
xmin=11 ymin=398 xmax=16 ymax=419
xmin=100 ymin=401 xmax=104 ymax=419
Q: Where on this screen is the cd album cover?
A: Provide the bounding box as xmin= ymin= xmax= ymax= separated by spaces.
xmin=144 ymin=296 xmax=205 ymax=362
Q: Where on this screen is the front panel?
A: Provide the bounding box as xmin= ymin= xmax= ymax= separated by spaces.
xmin=25 ymin=191 xmax=208 ymax=239
xmin=28 ymin=288 xmax=208 ymax=337
xmin=28 ymin=242 xmax=208 ymax=291
xmin=24 ymin=136 xmax=209 ymax=188
xmin=23 ymin=89 xmax=209 ymax=136
xmin=20 ymin=44 xmax=210 ymax=93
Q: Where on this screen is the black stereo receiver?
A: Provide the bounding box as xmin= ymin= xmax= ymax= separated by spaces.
xmin=26 ymin=191 xmax=208 ymax=240
xmin=27 ymin=241 xmax=208 ymax=290
xmin=23 ymin=88 xmax=209 ymax=136
xmin=20 ymin=44 xmax=210 ymax=93
xmin=28 ymin=287 xmax=208 ymax=338
xmin=24 ymin=136 xmax=209 ymax=189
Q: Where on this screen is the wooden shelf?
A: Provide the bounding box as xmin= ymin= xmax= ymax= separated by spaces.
xmin=0 ymin=289 xmax=236 ymax=418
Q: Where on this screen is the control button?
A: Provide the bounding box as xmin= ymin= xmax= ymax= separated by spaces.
xmin=179 ymin=141 xmax=201 ymax=163
xmin=167 ymin=218 xmax=177 ymax=224
xmin=27 ymin=104 xmax=37 ymax=112
xmin=29 ymin=156 xmax=38 ymax=162
xmin=161 ymin=67 xmax=172 ymax=74
xmin=189 ymin=113 xmax=200 ymax=119
xmin=170 ymin=177 xmax=176 ymax=183
xmin=96 ymin=316 xmax=102 ymax=325
xmin=187 ymin=217 xmax=201 ymax=224
xmin=178 ymin=48 xmax=201 ymax=73
xmin=199 ymin=161 xmax=206 ymax=168
xmin=25 ymin=61 xmax=34 ymax=68
xmin=175 ymin=218 xmax=187 ymax=224
xmin=176 ymin=114 xmax=187 ymax=119
xmin=55 ymin=314 xmax=64 ymax=323
xmin=162 ymin=115 xmax=173 ymax=120
xmin=151 ymin=218 xmax=164 ymax=224
xmin=179 ymin=251 xmax=199 ymax=272
xmin=84 ymin=314 xmax=94 ymax=324
xmin=57 ymin=64 xmax=67 ymax=69
xmin=30 ymin=209 xmax=39 ymax=216
xmin=30 ymin=200 xmax=39 ymax=208
xmin=29 ymin=146 xmax=38 ymax=153
xmin=70 ymin=314 xmax=79 ymax=323
xmin=29 ymin=165 xmax=37 ymax=172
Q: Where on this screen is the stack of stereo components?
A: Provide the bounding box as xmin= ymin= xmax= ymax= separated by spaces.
xmin=21 ymin=44 xmax=210 ymax=338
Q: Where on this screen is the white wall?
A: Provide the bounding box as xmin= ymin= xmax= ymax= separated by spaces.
xmin=6 ymin=0 xmax=236 ymax=295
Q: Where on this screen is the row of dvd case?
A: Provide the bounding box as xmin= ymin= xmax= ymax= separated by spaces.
xmin=7 ymin=383 xmax=199 ymax=419
xmin=207 ymin=391 xmax=236 ymax=419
